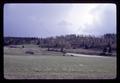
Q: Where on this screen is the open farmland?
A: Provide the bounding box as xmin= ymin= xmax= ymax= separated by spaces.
xmin=4 ymin=45 xmax=116 ymax=79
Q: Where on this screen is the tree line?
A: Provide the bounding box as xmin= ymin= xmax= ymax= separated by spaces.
xmin=4 ymin=33 xmax=116 ymax=55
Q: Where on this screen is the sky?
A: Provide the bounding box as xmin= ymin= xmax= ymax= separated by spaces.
xmin=4 ymin=3 xmax=116 ymax=38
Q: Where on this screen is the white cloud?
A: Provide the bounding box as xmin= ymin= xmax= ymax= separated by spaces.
xmin=64 ymin=4 xmax=116 ymax=35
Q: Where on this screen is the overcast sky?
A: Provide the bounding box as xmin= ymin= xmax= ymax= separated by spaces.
xmin=4 ymin=3 xmax=116 ymax=38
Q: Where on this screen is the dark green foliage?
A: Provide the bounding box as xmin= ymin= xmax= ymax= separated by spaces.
xmin=60 ymin=47 xmax=64 ymax=52
xmin=103 ymin=47 xmax=107 ymax=53
xmin=84 ymin=45 xmax=88 ymax=49
xmin=101 ymin=43 xmax=113 ymax=56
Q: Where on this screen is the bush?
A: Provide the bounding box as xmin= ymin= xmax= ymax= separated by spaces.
xmin=25 ymin=51 xmax=34 ymax=55
xmin=22 ymin=45 xmax=24 ymax=48
xmin=9 ymin=45 xmax=17 ymax=48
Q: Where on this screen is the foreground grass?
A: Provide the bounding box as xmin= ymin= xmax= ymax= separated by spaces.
xmin=4 ymin=54 xmax=116 ymax=79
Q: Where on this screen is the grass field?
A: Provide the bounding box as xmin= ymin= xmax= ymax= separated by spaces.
xmin=4 ymin=45 xmax=116 ymax=79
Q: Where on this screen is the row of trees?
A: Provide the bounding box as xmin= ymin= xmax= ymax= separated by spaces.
xmin=4 ymin=33 xmax=116 ymax=53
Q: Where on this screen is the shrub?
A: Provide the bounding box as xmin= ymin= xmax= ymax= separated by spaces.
xmin=22 ymin=45 xmax=24 ymax=48
xmin=25 ymin=51 xmax=34 ymax=55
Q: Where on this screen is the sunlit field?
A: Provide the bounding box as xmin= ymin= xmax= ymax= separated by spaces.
xmin=4 ymin=45 xmax=116 ymax=79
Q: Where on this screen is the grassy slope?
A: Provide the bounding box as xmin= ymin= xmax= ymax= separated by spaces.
xmin=4 ymin=45 xmax=116 ymax=79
